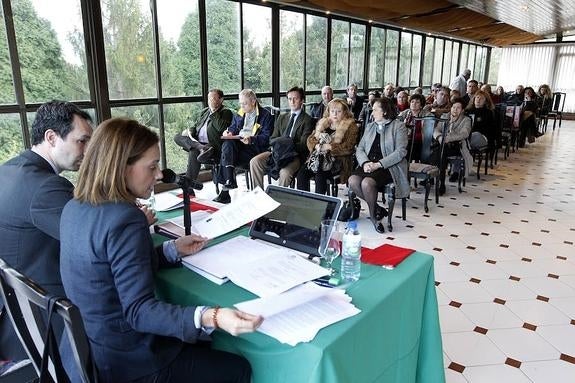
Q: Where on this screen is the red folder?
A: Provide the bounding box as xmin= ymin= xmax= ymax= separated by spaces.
xmin=361 ymin=244 xmax=415 ymax=267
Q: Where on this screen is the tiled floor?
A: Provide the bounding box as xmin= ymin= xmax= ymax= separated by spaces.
xmin=194 ymin=120 xmax=575 ymax=382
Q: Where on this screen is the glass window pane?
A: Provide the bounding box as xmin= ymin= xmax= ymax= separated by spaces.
xmin=488 ymin=48 xmax=500 ymax=85
xmin=157 ymin=0 xmax=200 ymax=97
xmin=305 ymin=15 xmax=327 ymax=91
xmin=451 ymin=42 xmax=460 ymax=83
xmin=163 ymin=102 xmax=203 ymax=174
xmin=423 ymin=37 xmax=434 ymax=86
xmin=206 ymin=0 xmax=241 ymax=95
xmin=330 ymin=20 xmax=349 ymax=90
xmin=398 ymin=32 xmax=412 ymax=88
xmin=103 ymin=0 xmax=157 ymax=99
xmin=384 ymin=30 xmax=398 ymax=85
xmin=410 ymin=35 xmax=421 ymax=87
xmin=12 ymin=0 xmax=89 ymax=103
xmin=111 ymin=105 xmax=159 ymax=131
xmin=433 ymin=39 xmax=444 ymax=84
xmin=467 ymin=45 xmax=476 ymax=78
xmin=460 ymin=44 xmax=469 ymax=73
xmin=0 ymin=114 xmax=25 ymax=163
xmin=0 ymin=6 xmax=16 ymax=105
xmin=280 ymin=11 xmax=304 ymax=91
xmin=369 ymin=27 xmax=385 ymax=88
xmin=243 ymin=4 xmax=271 ymax=92
xmin=474 ymin=47 xmax=484 ymax=81
xmin=349 ymin=23 xmax=365 ymax=88
xmin=442 ymin=40 xmax=452 ymax=85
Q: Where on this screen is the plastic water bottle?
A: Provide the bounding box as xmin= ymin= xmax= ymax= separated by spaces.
xmin=341 ymin=220 xmax=361 ymax=283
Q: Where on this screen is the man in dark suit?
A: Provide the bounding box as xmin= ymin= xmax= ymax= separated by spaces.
xmin=0 ymin=100 xmax=93 ymax=362
xmin=250 ymin=86 xmax=315 ymax=190
xmin=173 ymin=88 xmax=233 ymax=181
xmin=309 ymin=85 xmax=333 ymax=120
xmin=346 ymin=83 xmax=365 ymax=120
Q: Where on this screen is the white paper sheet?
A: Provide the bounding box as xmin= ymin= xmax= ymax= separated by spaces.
xmin=154 ymin=191 xmax=184 ymax=211
xmin=191 ymin=187 xmax=280 ymax=239
xmin=235 ymin=283 xmax=361 ymax=346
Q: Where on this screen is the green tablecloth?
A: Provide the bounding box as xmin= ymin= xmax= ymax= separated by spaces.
xmin=154 ymin=223 xmax=445 ymax=383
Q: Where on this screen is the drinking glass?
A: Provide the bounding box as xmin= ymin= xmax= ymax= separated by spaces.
xmin=318 ymin=219 xmax=342 ymax=276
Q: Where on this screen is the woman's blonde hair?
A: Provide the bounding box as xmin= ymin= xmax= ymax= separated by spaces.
xmin=74 ymin=118 xmax=159 ymax=205
xmin=323 ymin=98 xmax=354 ymax=119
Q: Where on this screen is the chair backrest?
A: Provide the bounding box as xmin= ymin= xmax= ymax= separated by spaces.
xmin=0 ymin=258 xmax=98 ymax=383
xmin=551 ymin=92 xmax=566 ymax=113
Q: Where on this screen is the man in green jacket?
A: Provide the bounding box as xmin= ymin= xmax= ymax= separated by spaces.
xmin=174 ymin=88 xmax=233 ymax=181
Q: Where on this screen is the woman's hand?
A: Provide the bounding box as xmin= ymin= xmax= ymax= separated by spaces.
xmin=363 ymin=161 xmax=380 ymax=173
xmin=222 ymin=130 xmax=232 ymax=136
xmin=175 ymin=234 xmax=208 ymax=256
xmin=139 ymin=205 xmax=157 ymax=226
xmin=203 ymin=307 xmax=264 ymax=336
xmin=323 ymin=143 xmax=332 ymax=151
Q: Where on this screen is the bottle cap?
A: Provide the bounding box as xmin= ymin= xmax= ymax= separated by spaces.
xmin=347 ymin=220 xmax=357 ymax=230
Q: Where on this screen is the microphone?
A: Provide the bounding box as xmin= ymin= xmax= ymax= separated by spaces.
xmin=161 ymin=169 xmax=204 ymax=190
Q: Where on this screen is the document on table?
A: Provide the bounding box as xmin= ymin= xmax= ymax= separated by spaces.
xmin=192 ymin=187 xmax=280 ymax=239
xmin=235 ymin=282 xmax=361 ymax=346
xmin=181 ymin=236 xmax=328 ymax=295
xmin=154 ymin=191 xmax=184 ymax=212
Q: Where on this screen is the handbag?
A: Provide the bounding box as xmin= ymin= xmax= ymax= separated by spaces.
xmin=306 ymin=150 xmax=336 ymax=172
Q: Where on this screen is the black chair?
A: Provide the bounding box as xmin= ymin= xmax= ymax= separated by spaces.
xmin=0 ymin=258 xmax=98 ymax=383
xmin=380 ymin=183 xmax=407 ymax=232
xmin=409 ymin=116 xmax=445 ymax=212
xmin=546 ymin=92 xmax=566 ymax=130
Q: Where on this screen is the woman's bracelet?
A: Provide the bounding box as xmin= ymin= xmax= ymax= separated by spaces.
xmin=212 ymin=306 xmax=221 ymax=329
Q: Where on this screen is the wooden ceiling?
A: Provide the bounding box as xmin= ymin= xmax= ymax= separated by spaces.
xmin=275 ymin=0 xmax=575 ymax=46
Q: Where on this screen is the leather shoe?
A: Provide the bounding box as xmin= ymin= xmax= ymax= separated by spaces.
xmin=371 ymin=219 xmax=385 ymax=234
xmin=197 ymin=145 xmax=214 ymax=163
xmin=213 ymin=191 xmax=231 ymax=204
xmin=374 ymin=204 xmax=388 ymax=221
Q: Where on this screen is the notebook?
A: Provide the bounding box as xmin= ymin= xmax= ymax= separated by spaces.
xmin=248 ymin=185 xmax=342 ymax=258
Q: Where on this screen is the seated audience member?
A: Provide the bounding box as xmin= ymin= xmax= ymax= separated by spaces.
xmin=425 ymin=83 xmax=442 ymax=105
xmin=0 ymin=100 xmax=93 ymax=364
xmin=450 ymin=89 xmax=461 ymax=103
xmin=424 ymin=86 xmax=451 ymax=118
xmin=466 ymin=90 xmax=496 ymax=153
xmin=508 ymin=85 xmax=525 ymax=105
xmin=309 ymin=85 xmax=333 ymax=120
xmin=383 ymin=83 xmax=396 ymax=103
xmin=297 ymin=98 xmax=358 ymax=195
xmin=495 ymin=86 xmax=508 ymax=103
xmin=348 ymin=97 xmax=409 ymax=233
xmin=214 ymin=89 xmax=273 ymax=204
xmin=173 ymin=88 xmax=233 ymax=183
xmin=480 ymin=84 xmax=499 ymax=105
xmin=519 ymin=87 xmax=539 ymax=146
xmin=59 ymin=118 xmax=263 ymax=383
xmin=462 ymin=79 xmax=479 ymax=107
xmin=434 ymin=98 xmax=472 ymax=195
xmin=359 ymin=90 xmax=381 ymax=137
xmin=396 ymin=90 xmax=409 ymax=113
xmin=537 ymin=84 xmax=553 ymax=116
xmin=398 ymin=93 xmax=430 ymax=162
xmin=250 ymin=86 xmax=314 ymax=190
xmin=413 ymin=87 xmax=423 ymax=95
xmin=346 ymin=83 xmax=365 ymax=120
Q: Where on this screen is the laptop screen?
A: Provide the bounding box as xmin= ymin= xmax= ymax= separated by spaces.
xmin=249 ymin=185 xmax=342 ymax=256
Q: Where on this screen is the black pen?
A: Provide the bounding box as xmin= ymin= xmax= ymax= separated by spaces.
xmin=313 ymin=279 xmax=335 ymax=288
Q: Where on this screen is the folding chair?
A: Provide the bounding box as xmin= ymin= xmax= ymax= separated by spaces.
xmin=0 ymin=258 xmax=98 ymax=383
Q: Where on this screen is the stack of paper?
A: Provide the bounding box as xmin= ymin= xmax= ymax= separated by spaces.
xmin=154 ymin=191 xmax=184 ymax=211
xmin=235 ymin=282 xmax=361 ymax=346
xmin=181 ymin=236 xmax=328 ymax=295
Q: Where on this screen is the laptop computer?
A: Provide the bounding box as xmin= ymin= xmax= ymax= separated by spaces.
xmin=249 ymin=185 xmax=342 ymax=258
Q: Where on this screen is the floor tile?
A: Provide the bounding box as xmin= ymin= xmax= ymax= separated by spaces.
xmin=520 ymin=277 xmax=575 ymax=299
xmin=487 ymin=328 xmax=559 ymax=362
xmin=549 ymin=296 xmax=575 ymax=318
xmin=463 ymin=364 xmax=531 ymax=383
xmin=537 ymin=324 xmax=575 ymax=356
xmin=521 ymin=360 xmax=575 ymax=383
xmin=443 ymin=331 xmax=507 ymax=366
xmin=506 ymin=297 xmax=571 ymax=325
xmin=459 ymin=302 xmax=523 ymax=330
xmin=445 ymin=368 xmax=468 ymax=383
xmin=480 ymin=279 xmax=536 ymax=301
xmin=439 ymin=305 xmax=476 ymax=333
